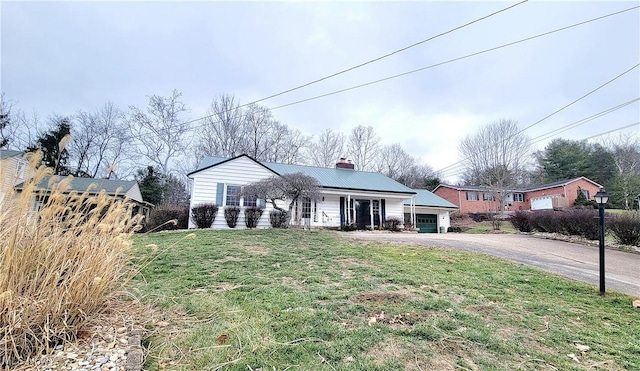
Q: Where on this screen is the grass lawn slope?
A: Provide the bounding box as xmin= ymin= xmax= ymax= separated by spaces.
xmin=131 ymin=229 xmax=639 ymax=370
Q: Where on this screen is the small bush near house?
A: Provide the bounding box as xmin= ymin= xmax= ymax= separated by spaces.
xmin=224 ymin=206 xmax=241 ymax=228
xmin=244 ymin=206 xmax=264 ymax=229
xmin=147 ymin=204 xmax=189 ymax=231
xmin=190 ymin=203 xmax=219 ymax=228
xmin=510 ymin=211 xmax=534 ymax=232
xmin=384 ymin=217 xmax=403 ymax=231
xmin=269 ymin=209 xmax=289 ymax=228
xmin=608 ymin=212 xmax=640 ymax=246
xmin=0 ymin=153 xmax=142 ymax=367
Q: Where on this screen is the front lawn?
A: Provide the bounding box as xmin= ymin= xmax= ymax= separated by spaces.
xmin=131 ymin=229 xmax=639 ymax=370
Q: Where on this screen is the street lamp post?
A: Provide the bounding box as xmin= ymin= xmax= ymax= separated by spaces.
xmin=594 ymin=188 xmax=609 ymax=296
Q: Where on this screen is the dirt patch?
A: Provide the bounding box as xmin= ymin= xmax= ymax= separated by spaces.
xmin=367 ymin=311 xmax=448 ymax=331
xmin=241 ymin=245 xmax=269 ymax=256
xmin=351 ymin=291 xmax=410 ymax=304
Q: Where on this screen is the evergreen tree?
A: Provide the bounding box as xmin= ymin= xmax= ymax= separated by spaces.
xmin=26 ymin=118 xmax=72 ymax=175
xmin=135 ymin=166 xmax=166 ymax=206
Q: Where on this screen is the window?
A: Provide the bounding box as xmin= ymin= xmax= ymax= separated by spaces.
xmin=513 ymin=193 xmax=524 ymax=202
xmin=16 ymin=159 xmax=27 ymax=178
xmin=578 ymin=189 xmax=590 ymax=199
xmin=243 ymin=194 xmax=257 ymax=207
xmin=482 ymin=193 xmax=494 ymax=201
xmin=302 ymin=197 xmax=311 ymax=219
xmin=466 ymin=191 xmax=479 ymax=201
xmin=225 ymin=185 xmax=241 ymax=206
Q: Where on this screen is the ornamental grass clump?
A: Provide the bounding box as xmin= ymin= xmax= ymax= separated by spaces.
xmin=0 ymin=153 xmax=142 ymax=367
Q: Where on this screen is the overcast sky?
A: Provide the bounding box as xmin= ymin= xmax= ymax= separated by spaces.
xmin=2 ymin=1 xmax=639 ymax=181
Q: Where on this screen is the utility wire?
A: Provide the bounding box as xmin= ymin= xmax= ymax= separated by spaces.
xmin=440 ymin=121 xmax=640 ymax=179
xmin=440 ymin=97 xmax=640 ymax=176
xmin=435 ymin=63 xmax=640 ymax=174
xmin=178 ymin=4 xmax=638 ymax=134
xmin=177 ymin=0 xmax=529 ymax=128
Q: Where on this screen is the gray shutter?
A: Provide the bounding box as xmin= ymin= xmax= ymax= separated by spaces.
xmin=216 ymin=183 xmax=224 ymax=206
xmin=259 ymin=198 xmax=266 ymax=208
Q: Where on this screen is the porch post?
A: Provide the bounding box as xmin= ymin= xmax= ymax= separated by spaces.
xmin=369 ymin=199 xmax=374 ymax=230
xmin=347 ymin=195 xmax=351 ymax=224
xmin=412 ymin=197 xmax=416 ymax=228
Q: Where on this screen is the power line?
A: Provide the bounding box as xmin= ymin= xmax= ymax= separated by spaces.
xmin=435 ymin=63 xmax=640 ymax=174
xmin=438 ymin=98 xmax=640 ymax=177
xmin=177 ymin=1 xmax=529 ymax=128
xmin=180 ymin=4 xmax=638 ymax=134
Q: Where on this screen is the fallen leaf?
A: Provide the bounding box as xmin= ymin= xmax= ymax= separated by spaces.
xmin=156 ymin=321 xmax=169 ymax=327
xmin=567 ymin=353 xmax=580 ymax=363
xmin=216 ymin=334 xmax=228 ymax=344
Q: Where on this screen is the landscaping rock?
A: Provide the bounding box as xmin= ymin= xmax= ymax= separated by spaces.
xmin=633 ymin=300 xmax=640 ymax=309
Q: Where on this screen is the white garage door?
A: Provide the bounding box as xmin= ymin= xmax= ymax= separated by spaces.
xmin=531 ymin=196 xmax=553 ymax=210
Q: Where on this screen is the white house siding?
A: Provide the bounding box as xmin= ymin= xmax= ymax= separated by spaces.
xmin=124 ymin=184 xmax=144 ymax=204
xmin=189 ymin=156 xmax=277 ymax=229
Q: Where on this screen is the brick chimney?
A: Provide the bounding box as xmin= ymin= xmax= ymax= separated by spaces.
xmin=335 ymin=157 xmax=355 ymax=170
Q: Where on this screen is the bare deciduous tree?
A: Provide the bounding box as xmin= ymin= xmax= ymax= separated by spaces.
xmin=308 ymin=128 xmax=345 ymax=168
xmin=128 ymin=90 xmax=191 ymax=175
xmin=459 ymin=119 xmax=531 ymax=213
xmin=347 ymin=125 xmax=380 ymax=171
xmin=602 ymin=133 xmax=640 ymax=209
xmin=196 ymin=94 xmax=245 ymax=160
xmin=242 ymin=173 xmax=320 ymax=217
xmin=68 ymin=102 xmax=132 ymax=178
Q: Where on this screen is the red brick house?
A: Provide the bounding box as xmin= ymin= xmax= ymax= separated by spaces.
xmin=433 ymin=177 xmax=603 ymax=214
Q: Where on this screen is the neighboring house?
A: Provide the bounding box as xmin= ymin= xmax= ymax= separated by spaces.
xmin=188 ymin=154 xmax=418 ymax=230
xmin=0 ymin=149 xmax=29 ymax=203
xmin=404 ymin=189 xmax=459 ymax=233
xmin=14 ymin=176 xmax=153 ymax=218
xmin=433 ymin=177 xmax=603 ymax=214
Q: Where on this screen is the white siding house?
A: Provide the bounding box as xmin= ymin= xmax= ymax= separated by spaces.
xmin=188 ymin=154 xmax=418 ymax=230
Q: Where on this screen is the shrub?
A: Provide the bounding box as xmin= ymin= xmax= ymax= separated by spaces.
xmin=244 ymin=206 xmax=264 ymax=229
xmin=608 ymin=212 xmax=640 ymax=246
xmin=224 ymin=206 xmax=241 ymax=228
xmin=190 ymin=203 xmax=219 ymax=228
xmin=147 ymin=204 xmax=189 ymax=231
xmin=0 ymin=154 xmax=142 ymax=367
xmin=384 ymin=217 xmax=403 ymax=231
xmin=560 ymin=209 xmax=599 ymax=240
xmin=510 ymin=211 xmax=533 ymax=232
xmin=269 ymin=209 xmax=289 ymax=228
xmin=342 ymin=223 xmax=357 ymax=232
xmin=530 ymin=210 xmax=561 ymax=233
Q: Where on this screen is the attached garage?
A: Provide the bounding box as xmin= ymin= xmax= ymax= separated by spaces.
xmin=404 ymin=189 xmax=458 ymax=233
xmin=416 ymin=214 xmax=438 ymax=233
xmin=531 ymin=196 xmax=553 ymax=210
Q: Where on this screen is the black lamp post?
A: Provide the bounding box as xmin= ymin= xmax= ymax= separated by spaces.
xmin=594 ymin=188 xmax=609 ymax=295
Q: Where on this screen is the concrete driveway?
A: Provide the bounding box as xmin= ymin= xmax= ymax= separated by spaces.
xmin=342 ymin=232 xmax=640 ymax=297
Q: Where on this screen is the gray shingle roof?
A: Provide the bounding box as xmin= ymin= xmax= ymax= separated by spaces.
xmin=191 ymin=155 xmax=416 ymax=195
xmin=16 ymin=176 xmax=137 ymax=197
xmin=405 ymin=189 xmax=458 ymax=209
xmin=435 ymin=177 xmax=602 ymax=193
xmin=0 ymin=149 xmax=23 ymax=160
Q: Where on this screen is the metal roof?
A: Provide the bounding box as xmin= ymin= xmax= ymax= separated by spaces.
xmin=192 ymin=155 xmax=416 ymax=195
xmin=0 ymin=149 xmax=23 ymax=160
xmin=405 ymin=189 xmax=458 ymax=209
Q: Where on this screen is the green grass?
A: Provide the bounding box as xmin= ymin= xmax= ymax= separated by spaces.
xmin=464 ymin=220 xmax=518 ymax=234
xmin=131 ymin=229 xmax=640 ymax=370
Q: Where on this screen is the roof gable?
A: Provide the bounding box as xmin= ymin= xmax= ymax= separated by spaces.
xmin=190 ymin=154 xmax=416 ymax=195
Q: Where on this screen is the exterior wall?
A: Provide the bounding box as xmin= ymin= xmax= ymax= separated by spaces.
xmin=0 ymin=155 xmax=28 ymax=203
xmin=433 ymin=186 xmax=461 ymax=208
xmin=189 ymin=156 xmax=277 ymax=229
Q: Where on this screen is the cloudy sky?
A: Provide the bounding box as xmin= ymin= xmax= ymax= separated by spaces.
xmin=2 ymin=1 xmax=639 ymax=181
